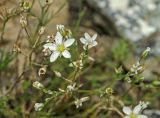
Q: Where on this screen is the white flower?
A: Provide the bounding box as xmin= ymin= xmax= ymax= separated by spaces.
xmin=74 ymin=97 xmax=89 ymax=108
xmin=33 ymin=81 xmax=44 ymax=89
xmin=123 ymin=102 xmax=149 ymax=118
xmin=43 ymin=32 xmax=75 ymax=62
xmin=34 ymin=103 xmax=44 ymax=111
xmin=80 ymin=32 xmax=98 ymax=50
xmin=74 ymin=99 xmax=82 ymax=109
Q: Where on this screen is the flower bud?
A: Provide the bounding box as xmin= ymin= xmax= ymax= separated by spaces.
xmin=20 ymin=15 xmax=27 ymax=28
xmin=69 ymin=60 xmax=83 ymax=70
xmin=56 ymin=24 xmax=72 ymax=39
xmin=105 ymin=87 xmax=113 ymax=96
xmin=66 ymin=83 xmax=76 ymax=93
xmin=39 ymin=26 xmax=45 ymax=35
xmin=152 ymin=81 xmax=160 ymax=87
xmin=130 ymin=61 xmax=144 ymax=75
xmin=80 ymin=96 xmax=89 ymax=102
xmin=38 ymin=66 xmax=47 ymax=76
xmin=13 ymin=43 xmax=21 ymax=53
xmin=34 ymin=103 xmax=44 ymax=111
xmin=141 ymin=47 xmax=151 ymax=59
xmin=42 ymin=48 xmax=52 ymax=56
xmin=33 ymin=81 xmax=44 ymax=89
xmin=21 ymin=1 xmax=31 ymax=11
xmin=115 ymin=66 xmax=123 ymax=74
xmin=54 ymin=71 xmax=62 ymax=78
xmin=0 ymin=7 xmax=11 ymax=20
xmin=88 ymin=56 xmax=95 ymax=61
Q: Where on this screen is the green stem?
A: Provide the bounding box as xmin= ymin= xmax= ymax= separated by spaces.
xmin=0 ymin=20 xmax=7 ymax=41
xmin=24 ymin=27 xmax=31 ymax=41
xmin=73 ymin=69 xmax=78 ymax=82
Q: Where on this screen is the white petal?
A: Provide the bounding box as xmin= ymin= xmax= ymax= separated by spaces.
xmin=64 ymin=38 xmax=75 ymax=47
xmin=124 ymin=116 xmax=130 ymax=118
xmin=133 ymin=105 xmax=141 ymax=114
xmin=80 ymin=38 xmax=87 ymax=44
xmin=92 ymin=41 xmax=98 ymax=47
xmin=91 ymin=34 xmax=97 ymax=41
xmin=43 ymin=43 xmax=56 ymax=51
xmin=88 ymin=45 xmax=93 ymax=49
xmin=62 ymin=50 xmax=71 ymax=58
xmin=123 ymin=107 xmax=132 ymax=115
xmin=137 ymin=115 xmax=148 ymax=118
xmin=84 ymin=32 xmax=91 ymax=40
xmin=88 ymin=41 xmax=97 ymax=49
xmin=83 ymin=45 xmax=87 ymax=50
xmin=55 ymin=32 xmax=62 ymax=44
xmin=50 ymin=51 xmax=60 ymax=62
xmin=93 ymin=41 xmax=98 ymax=46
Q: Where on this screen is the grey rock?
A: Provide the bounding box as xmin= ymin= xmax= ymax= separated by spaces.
xmin=144 ymin=110 xmax=160 ymax=118
xmin=69 ymin=0 xmax=160 ymax=55
xmin=86 ymin=0 xmax=159 ymax=42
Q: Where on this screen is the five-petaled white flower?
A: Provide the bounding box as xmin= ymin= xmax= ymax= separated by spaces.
xmin=123 ymin=101 xmax=149 ymax=118
xmin=80 ymin=32 xmax=98 ymax=50
xmin=43 ymin=32 xmax=75 ymax=62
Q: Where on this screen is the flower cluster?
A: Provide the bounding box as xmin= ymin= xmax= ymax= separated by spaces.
xmin=43 ymin=25 xmax=98 ymax=62
xmin=118 ymin=47 xmax=151 ymax=83
xmin=130 ymin=61 xmax=143 ymax=75
xmin=34 ymin=25 xmax=98 ymax=110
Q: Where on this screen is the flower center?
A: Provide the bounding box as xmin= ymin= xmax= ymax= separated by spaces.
xmin=130 ymin=114 xmax=137 ymax=118
xmin=57 ymin=44 xmax=65 ymax=52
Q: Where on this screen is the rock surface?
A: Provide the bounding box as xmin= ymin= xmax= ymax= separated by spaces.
xmin=144 ymin=110 xmax=160 ymax=118
xmin=69 ymin=0 xmax=160 ymax=55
